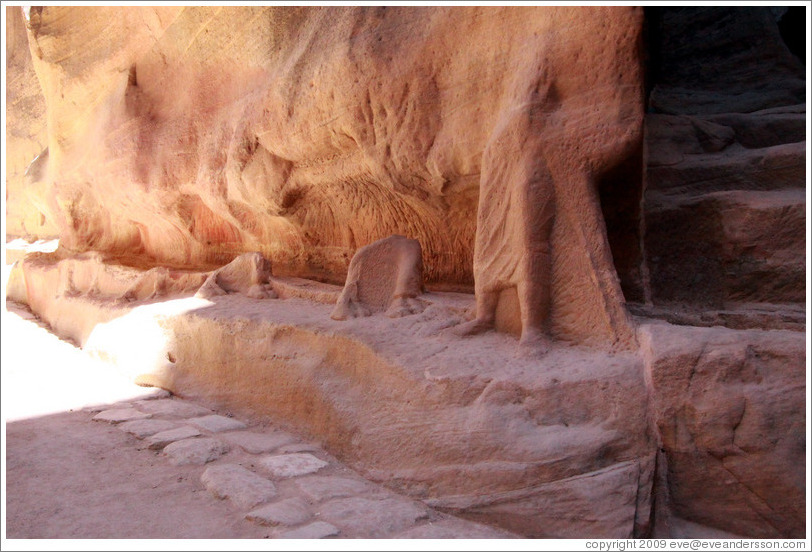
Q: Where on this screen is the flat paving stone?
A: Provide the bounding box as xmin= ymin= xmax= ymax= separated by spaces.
xmin=395 ymin=518 xmax=518 ymax=539
xmin=118 ymin=418 xmax=180 ymax=438
xmin=245 ymin=497 xmax=312 ymax=527
xmin=258 ymin=453 xmax=328 ymax=479
xmin=220 ymin=430 xmax=297 ymax=454
xmin=163 ymin=437 xmax=230 ymax=466
xmin=278 ymin=521 xmax=339 ymax=539
xmin=134 ymin=398 xmax=211 ymax=418
xmin=294 ymin=475 xmax=378 ymax=502
xmin=145 ymin=426 xmax=202 ymax=450
xmin=84 ymin=401 xmax=132 ymax=413
xmin=317 ymin=496 xmax=429 ymax=538
xmin=201 ymin=464 xmax=278 ymax=510
xmin=92 ymin=408 xmax=152 ymax=424
xmin=187 ymin=414 xmax=247 ymax=433
xmin=277 ymin=442 xmax=323 ymax=454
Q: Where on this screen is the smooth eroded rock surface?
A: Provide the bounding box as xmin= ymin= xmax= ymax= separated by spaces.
xmin=11 ymin=5 xmax=647 ymax=349
xmin=134 ymin=399 xmax=212 ymax=418
xmin=220 ymin=430 xmax=298 ymax=454
xmin=118 ymin=418 xmax=180 ymax=439
xmin=278 ymin=521 xmax=340 ymax=539
xmin=187 ymin=415 xmax=248 ymax=433
xmin=294 ymin=475 xmax=378 ymax=502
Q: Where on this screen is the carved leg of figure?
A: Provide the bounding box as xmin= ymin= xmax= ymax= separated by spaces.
xmin=517 ymin=166 xmax=555 ymax=355
xmin=449 ymin=290 xmax=498 ymax=337
xmin=385 ymin=244 xmax=426 ymax=318
xmin=331 ymin=281 xmax=371 ymax=320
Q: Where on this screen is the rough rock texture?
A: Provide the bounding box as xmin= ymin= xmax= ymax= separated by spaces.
xmin=278 ymin=521 xmax=340 ymax=539
xmin=258 ymin=453 xmax=329 ymax=479
xmin=187 ymin=414 xmax=248 ymax=433
xmin=639 ymin=322 xmax=806 ymax=538
xmin=317 ymin=496 xmax=429 ymax=538
xmin=245 ymin=497 xmax=312 ymax=527
xmin=162 ymin=437 xmax=230 ymax=466
xmin=146 ymin=426 xmax=202 ymax=450
xmin=10 ymin=5 xmax=646 ymax=349
xmin=331 ymin=234 xmax=425 ymax=320
xmin=4 ymin=7 xmax=56 ymax=240
xmin=4 ymin=5 xmax=806 ymax=541
xmin=201 ymin=464 xmax=278 ymax=510
xmin=642 ymin=7 xmax=806 ymax=328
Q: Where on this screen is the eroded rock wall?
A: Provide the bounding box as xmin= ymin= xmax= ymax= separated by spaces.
xmin=5 ymin=6 xmax=55 ymax=239
xmin=4 ymin=5 xmax=807 ymax=540
xmin=643 ymin=7 xmax=806 ymax=317
xmin=10 ymin=5 xmax=647 ymax=348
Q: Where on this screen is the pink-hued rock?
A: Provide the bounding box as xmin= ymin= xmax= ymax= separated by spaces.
xmin=257 ymin=453 xmax=329 ymax=479
xmin=146 ymin=426 xmax=202 ymax=450
xmin=331 ymin=235 xmax=425 ymax=321
xmin=245 ymin=497 xmax=312 ymax=527
xmin=640 ymin=321 xmax=805 ymax=538
xmin=118 ymin=418 xmax=180 ymax=438
xmin=187 ymin=415 xmax=247 ymax=433
xmin=220 ymin=431 xmax=298 ymax=454
xmin=12 ymin=5 xmax=645 ymax=350
xmin=162 ymin=437 xmax=230 ymax=466
xmin=92 ymin=408 xmax=151 ymax=424
xmin=278 ymin=521 xmax=339 ymax=539
xmin=195 ymin=252 xmax=277 ymax=300
xmin=201 ymin=464 xmax=278 ymax=510
xmin=317 ymin=496 xmax=428 ymax=538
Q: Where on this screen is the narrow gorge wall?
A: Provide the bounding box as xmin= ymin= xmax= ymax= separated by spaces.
xmin=4 ymin=5 xmax=807 ymax=540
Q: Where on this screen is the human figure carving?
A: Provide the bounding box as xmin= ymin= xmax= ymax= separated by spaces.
xmin=453 ymin=57 xmax=641 ymax=353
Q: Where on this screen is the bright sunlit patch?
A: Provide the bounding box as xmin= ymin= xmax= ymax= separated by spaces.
xmin=5 ymin=237 xmax=59 ymax=255
xmin=2 ymin=247 xmax=212 ymax=422
xmin=2 ymin=306 xmax=164 ymax=422
xmin=83 ymin=296 xmax=214 ymax=379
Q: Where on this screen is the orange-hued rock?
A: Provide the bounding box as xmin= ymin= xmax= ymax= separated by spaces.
xmin=4 ymin=7 xmax=55 ymax=239
xmin=13 ymin=5 xmax=644 ymax=349
xmin=6 ymin=4 xmax=805 ymax=541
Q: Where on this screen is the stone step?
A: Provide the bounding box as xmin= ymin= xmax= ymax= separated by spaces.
xmin=646 ymin=107 xmax=806 ymax=165
xmin=646 ymin=141 xmax=805 ymax=194
xmin=645 ymin=188 xmax=806 ymax=307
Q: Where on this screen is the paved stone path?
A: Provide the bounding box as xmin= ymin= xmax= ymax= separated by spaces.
xmin=90 ymin=393 xmax=518 ymax=539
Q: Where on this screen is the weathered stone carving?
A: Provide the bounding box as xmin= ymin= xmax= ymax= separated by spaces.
xmin=195 ymin=252 xmax=276 ymax=300
xmin=13 ymin=5 xmax=644 ymax=350
xmin=331 ymin=235 xmax=425 ymax=321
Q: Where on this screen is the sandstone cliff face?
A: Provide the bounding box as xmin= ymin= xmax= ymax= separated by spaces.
xmin=642 ymin=7 xmax=806 ymax=323
xmin=4 ymin=5 xmax=806 ymax=540
xmin=5 ymin=6 xmax=54 ymax=239
xmin=14 ymin=5 xmax=646 ymax=349
xmin=639 ymin=7 xmax=807 ymax=538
